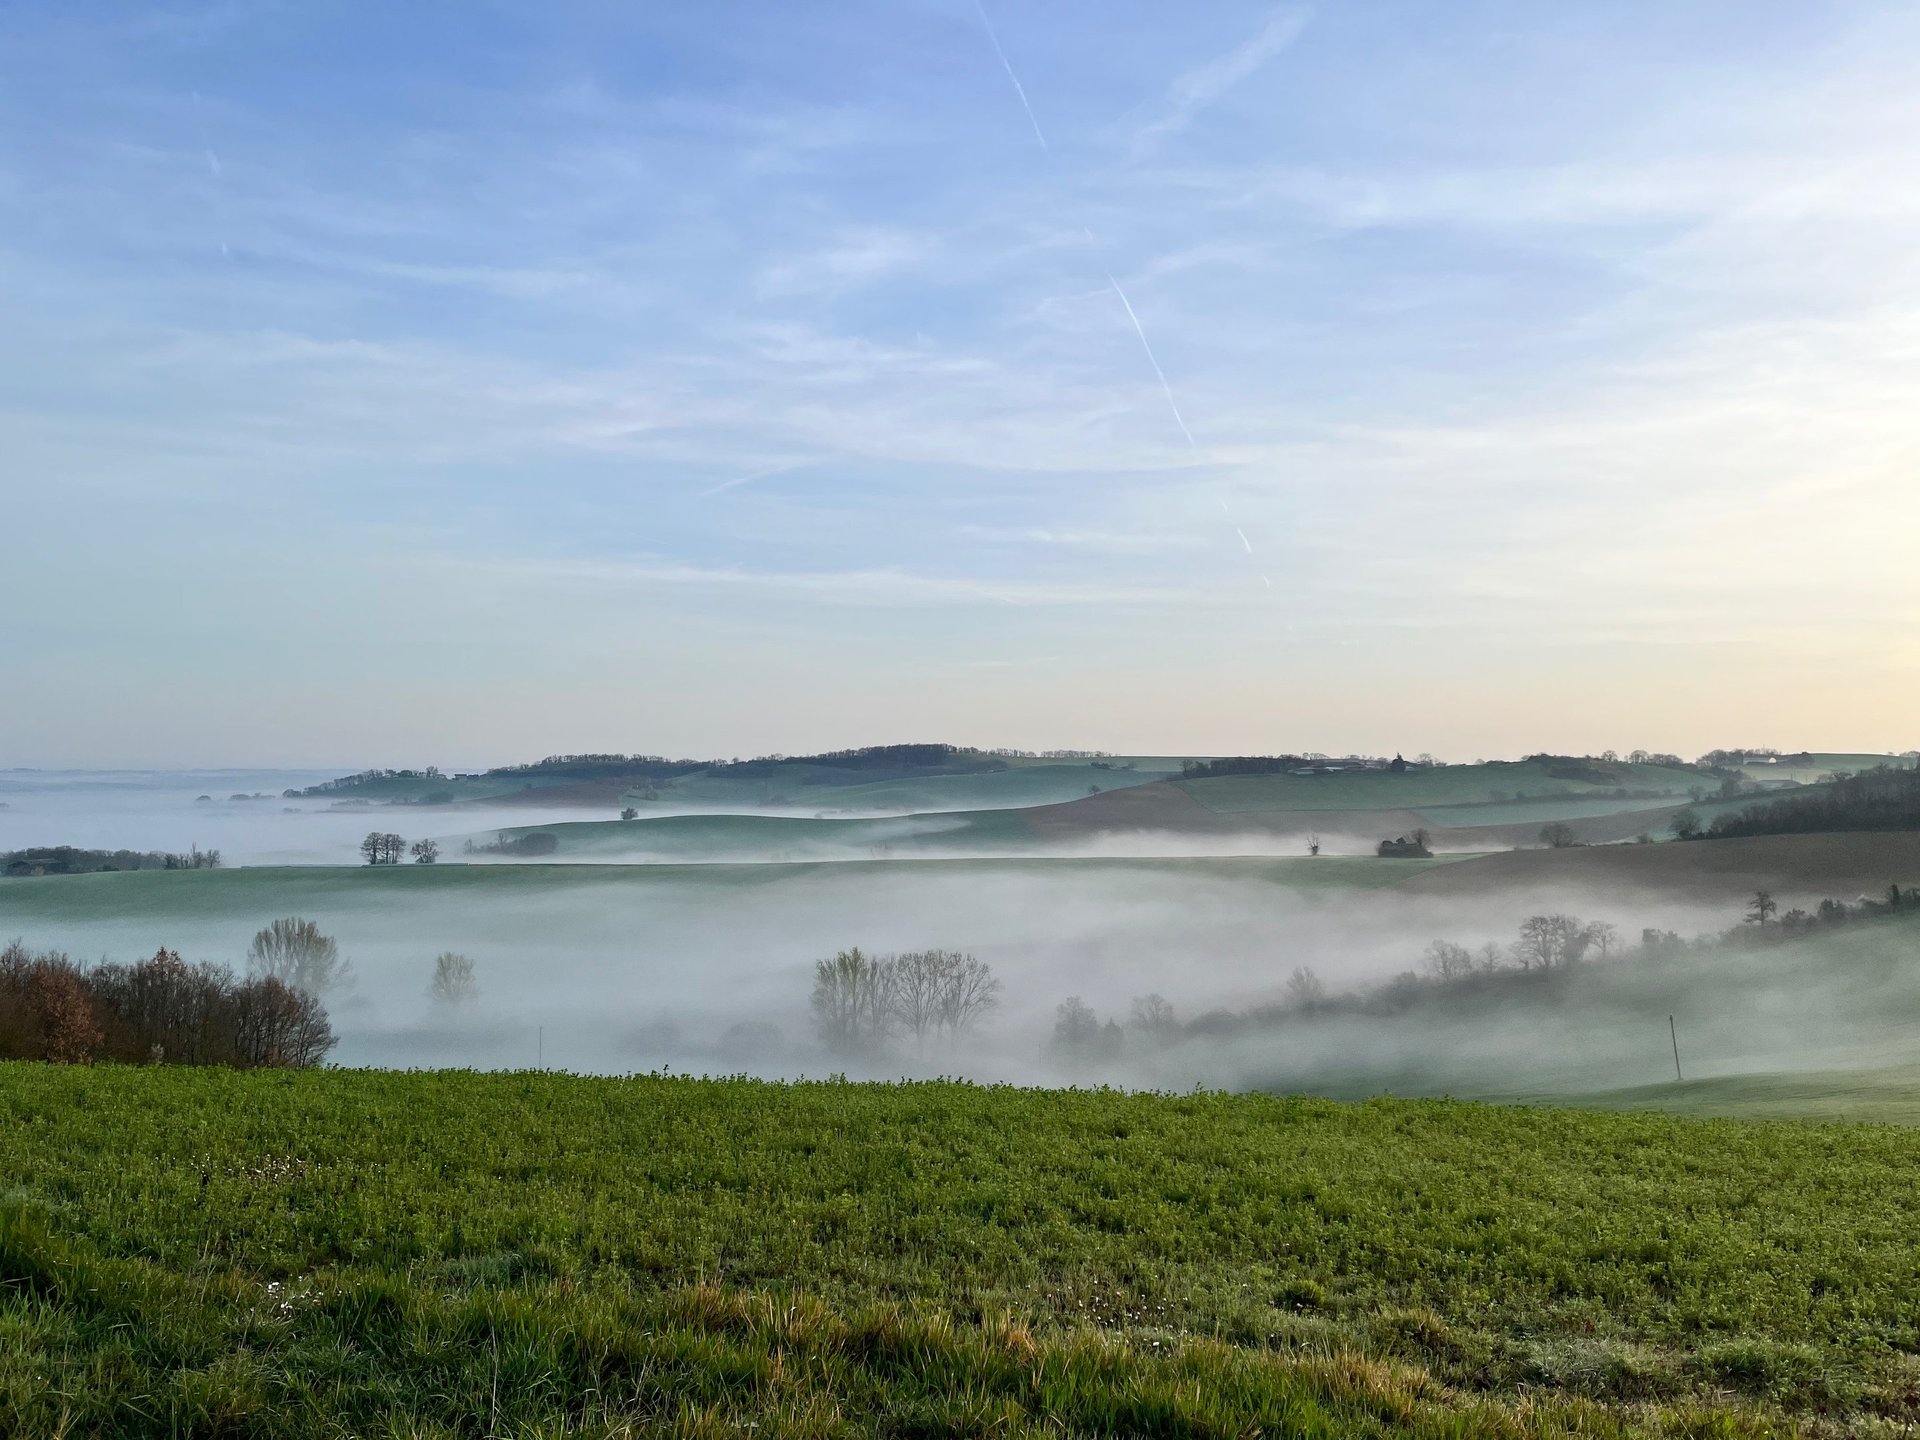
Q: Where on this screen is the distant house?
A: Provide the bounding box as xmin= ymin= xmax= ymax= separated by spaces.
xmin=1377 ymin=835 xmax=1433 ymax=859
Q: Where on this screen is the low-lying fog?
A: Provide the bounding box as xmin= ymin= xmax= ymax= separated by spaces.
xmin=6 ymin=770 xmax=1915 ymax=1100
xmin=0 ymin=768 xmax=624 ymax=867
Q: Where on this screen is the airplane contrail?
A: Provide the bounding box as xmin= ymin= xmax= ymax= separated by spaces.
xmin=971 ymin=0 xmax=1050 ymax=154
xmin=1106 ymin=274 xmax=1195 ymax=449
xmin=702 ymin=461 xmax=808 ymax=497
xmin=965 ymin=7 xmax=1277 ymax=593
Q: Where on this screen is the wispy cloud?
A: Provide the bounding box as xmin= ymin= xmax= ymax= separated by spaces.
xmin=435 ymin=553 xmax=1208 ymax=610
xmin=957 ymin=525 xmax=1205 ymax=554
xmin=1132 ymin=7 xmax=1311 ymax=151
xmin=9 ymin=1 xmax=1920 ymax=759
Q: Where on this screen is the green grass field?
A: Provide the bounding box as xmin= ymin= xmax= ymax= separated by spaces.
xmin=4 ymin=1066 xmax=1918 ymax=1436
xmin=1556 ymin=1065 xmax=1920 ymax=1125
xmin=489 ymin=809 xmax=1043 ymax=861
xmin=1411 ymin=795 xmax=1689 ymax=829
xmin=0 ymin=852 xmax=1469 ymax=928
xmin=652 ymin=762 xmax=1176 ymax=814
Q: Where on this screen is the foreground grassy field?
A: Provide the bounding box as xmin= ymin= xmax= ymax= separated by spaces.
xmin=4 ymin=1068 xmax=1920 ymax=1436
xmin=1559 ymin=1065 xmax=1920 ymax=1126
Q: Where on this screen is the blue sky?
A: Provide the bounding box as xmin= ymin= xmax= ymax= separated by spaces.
xmin=5 ymin=1 xmax=1919 ymax=766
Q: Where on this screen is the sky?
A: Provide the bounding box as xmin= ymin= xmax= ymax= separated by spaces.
xmin=4 ymin=0 xmax=1919 ymax=768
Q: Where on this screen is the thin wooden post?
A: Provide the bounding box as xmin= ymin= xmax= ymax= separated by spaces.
xmin=1669 ymin=1015 xmax=1683 ymax=1082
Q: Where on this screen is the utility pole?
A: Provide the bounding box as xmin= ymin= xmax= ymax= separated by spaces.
xmin=1669 ymin=1015 xmax=1683 ymax=1082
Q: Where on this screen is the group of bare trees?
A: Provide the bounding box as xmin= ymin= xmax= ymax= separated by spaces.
xmin=1416 ymin=916 xmax=1621 ymax=980
xmin=810 ymin=948 xmax=999 ymax=1054
xmin=0 ymin=941 xmax=335 ymax=1068
xmin=1051 ymin=992 xmax=1180 ymax=1057
xmin=360 ymin=833 xmax=439 ymax=865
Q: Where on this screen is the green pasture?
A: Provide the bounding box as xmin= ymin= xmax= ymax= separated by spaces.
xmin=649 ymin=763 xmax=1174 ymax=815
xmin=3 ymin=1067 xmax=1919 ymax=1435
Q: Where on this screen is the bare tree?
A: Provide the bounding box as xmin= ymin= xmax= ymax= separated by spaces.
xmin=887 ymin=950 xmax=948 ymax=1048
xmin=1583 ymin=921 xmax=1620 ymax=960
xmin=410 ymin=838 xmax=440 ymax=865
xmin=929 ymin=951 xmax=999 ymax=1040
xmin=1538 ymin=822 xmax=1578 ymax=849
xmin=1422 ymin=941 xmax=1474 ymax=980
xmin=1747 ymin=890 xmax=1778 ymax=927
xmin=429 ymin=952 xmax=479 ymax=1005
xmin=246 ymin=917 xmax=351 ymax=996
xmin=1128 ymin=993 xmax=1178 ymax=1044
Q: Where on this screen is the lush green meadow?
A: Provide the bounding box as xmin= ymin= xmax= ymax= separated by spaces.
xmin=653 ymin=761 xmax=1176 ymax=814
xmin=1560 ymin=1065 xmax=1920 ymax=1126
xmin=5 ymin=1066 xmax=1919 ymax=1437
xmin=0 ymin=852 xmax=1459 ymax=925
xmin=486 ymin=809 xmax=1042 ymax=861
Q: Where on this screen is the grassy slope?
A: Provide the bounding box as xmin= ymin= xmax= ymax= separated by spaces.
xmin=654 ymin=759 xmax=1179 ymax=810
xmin=5 ymin=1067 xmax=1918 ymax=1436
xmin=1558 ymin=1066 xmax=1920 ymax=1125
xmin=487 ymin=809 xmax=1040 ymax=860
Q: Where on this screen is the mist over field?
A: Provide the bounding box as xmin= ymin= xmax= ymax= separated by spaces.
xmin=0 ymin=769 xmax=609 ymax=868
xmin=9 ymin=768 xmax=1917 ymax=1100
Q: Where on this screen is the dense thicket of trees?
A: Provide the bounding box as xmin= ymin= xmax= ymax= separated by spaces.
xmin=4 ymin=846 xmax=221 ymax=877
xmin=1698 ymin=765 xmax=1920 ymax=838
xmin=0 ymin=942 xmax=335 ymax=1068
xmin=289 ymin=767 xmax=445 ymax=796
xmin=463 ymin=832 xmax=559 ymax=857
xmin=1144 ymin=888 xmax=1918 ymax=1046
xmin=1051 ymin=992 xmax=1180 ymax=1058
xmin=484 ymin=755 xmax=707 ymax=781
xmin=1180 ymin=756 xmax=1310 ymax=778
